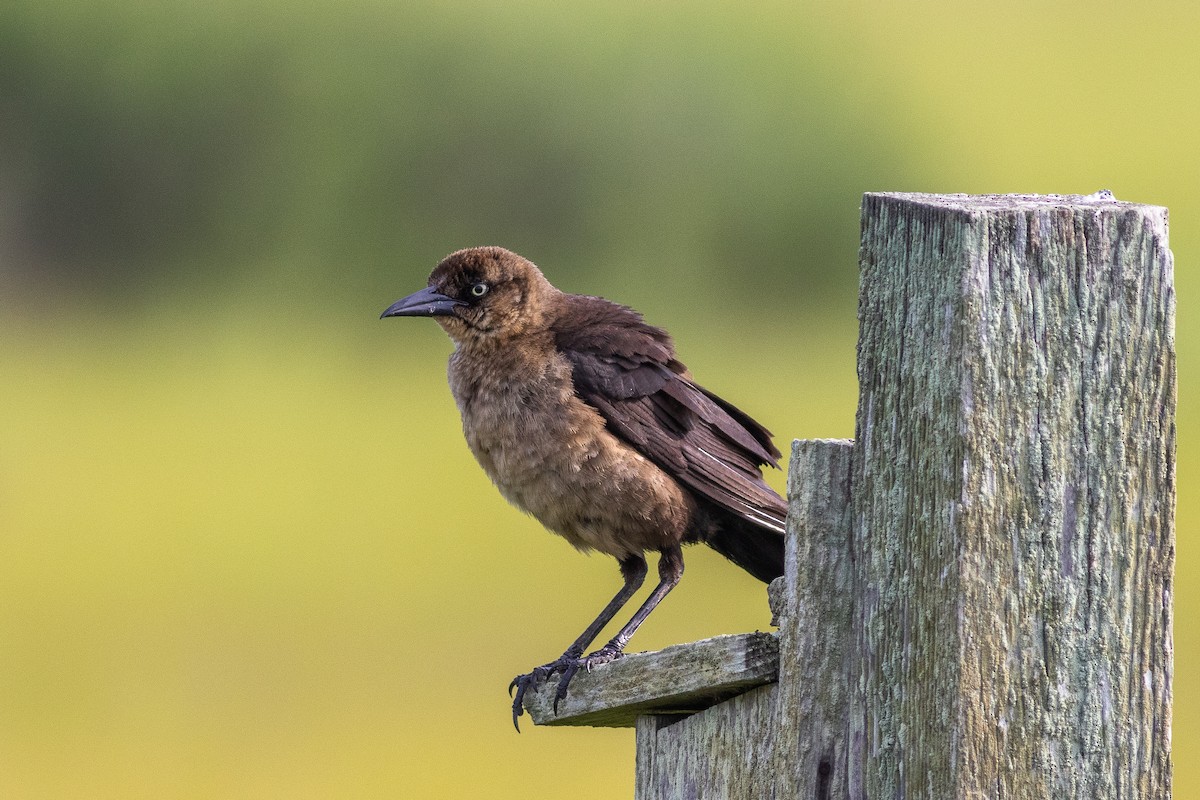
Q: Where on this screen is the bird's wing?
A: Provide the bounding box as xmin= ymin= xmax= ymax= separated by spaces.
xmin=554 ymin=296 xmax=787 ymax=534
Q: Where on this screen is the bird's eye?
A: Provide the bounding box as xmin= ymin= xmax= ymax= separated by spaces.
xmin=470 ymin=282 xmax=489 ymax=298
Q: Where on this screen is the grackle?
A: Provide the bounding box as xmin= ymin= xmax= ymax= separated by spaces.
xmin=381 ymin=247 xmax=786 ymax=730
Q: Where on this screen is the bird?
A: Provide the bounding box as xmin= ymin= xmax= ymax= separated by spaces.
xmin=381 ymin=246 xmax=787 ymax=730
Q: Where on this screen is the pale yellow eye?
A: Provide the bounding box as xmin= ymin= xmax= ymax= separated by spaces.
xmin=470 ymin=282 xmax=489 ymax=297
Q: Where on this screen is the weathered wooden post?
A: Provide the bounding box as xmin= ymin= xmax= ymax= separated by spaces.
xmin=853 ymin=193 xmax=1174 ymax=798
xmin=520 ymin=192 xmax=1175 ymax=800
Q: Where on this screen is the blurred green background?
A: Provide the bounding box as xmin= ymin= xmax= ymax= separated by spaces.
xmin=0 ymin=1 xmax=1192 ymax=796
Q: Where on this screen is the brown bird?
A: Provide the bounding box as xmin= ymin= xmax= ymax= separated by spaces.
xmin=381 ymin=247 xmax=786 ymax=729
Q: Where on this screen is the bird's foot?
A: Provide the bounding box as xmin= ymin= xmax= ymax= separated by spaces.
xmin=508 ymin=652 xmax=581 ymax=732
xmin=507 ymin=644 xmax=626 ymax=731
xmin=549 ymin=643 xmax=625 ymax=716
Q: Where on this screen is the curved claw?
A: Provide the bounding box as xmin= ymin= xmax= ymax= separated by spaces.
xmin=509 ymin=649 xmax=624 ymax=731
xmin=508 ymin=661 xmax=568 ymax=732
xmin=551 ymin=644 xmax=626 ymax=714
xmin=552 ymin=661 xmax=582 ymax=715
xmin=510 ymin=675 xmax=533 ymax=732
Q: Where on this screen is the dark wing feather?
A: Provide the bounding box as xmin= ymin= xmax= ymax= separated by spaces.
xmin=554 ymin=295 xmax=787 ymax=533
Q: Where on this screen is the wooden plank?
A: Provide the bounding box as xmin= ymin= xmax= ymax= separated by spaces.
xmin=635 ymin=685 xmax=777 ymax=800
xmin=634 ymin=439 xmax=855 ymax=799
xmin=853 ymin=192 xmax=1175 ymax=798
xmin=522 ymin=632 xmax=779 ymax=728
xmin=770 ymin=439 xmax=855 ymax=800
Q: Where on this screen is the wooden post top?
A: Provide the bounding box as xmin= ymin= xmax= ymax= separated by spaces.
xmin=866 ymin=190 xmax=1161 ymax=211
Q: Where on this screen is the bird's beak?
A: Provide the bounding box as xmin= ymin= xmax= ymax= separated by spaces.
xmin=380 ymin=286 xmax=464 ymax=319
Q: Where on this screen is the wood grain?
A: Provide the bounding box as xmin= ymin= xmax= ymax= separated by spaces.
xmin=853 ymin=192 xmax=1174 ymax=799
xmin=772 ymin=439 xmax=856 ymax=800
xmin=523 ymin=632 xmax=778 ymax=728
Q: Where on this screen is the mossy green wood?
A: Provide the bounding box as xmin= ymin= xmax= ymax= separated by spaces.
xmin=853 ymin=193 xmax=1175 ymax=799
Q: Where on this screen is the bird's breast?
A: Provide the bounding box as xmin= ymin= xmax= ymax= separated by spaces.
xmin=446 ymin=347 xmax=690 ymax=557
xmin=451 ymin=352 xmax=604 ymax=499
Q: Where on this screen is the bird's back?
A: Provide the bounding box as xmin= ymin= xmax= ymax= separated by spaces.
xmin=552 ymin=296 xmax=786 ymax=516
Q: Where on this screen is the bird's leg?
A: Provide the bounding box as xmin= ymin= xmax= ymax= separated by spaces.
xmin=552 ymin=546 xmax=684 ymax=710
xmin=509 ymin=554 xmax=647 ymax=730
xmin=557 ymin=554 xmax=650 ymax=663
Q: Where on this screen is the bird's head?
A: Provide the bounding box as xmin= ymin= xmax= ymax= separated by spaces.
xmin=381 ymin=247 xmax=556 ymax=345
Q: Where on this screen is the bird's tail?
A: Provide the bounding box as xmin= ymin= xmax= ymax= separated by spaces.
xmin=705 ymin=516 xmax=786 ymax=583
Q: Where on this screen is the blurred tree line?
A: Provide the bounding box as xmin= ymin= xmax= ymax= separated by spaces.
xmin=0 ymin=0 xmax=909 ymax=314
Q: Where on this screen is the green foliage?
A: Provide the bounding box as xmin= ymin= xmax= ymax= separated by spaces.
xmin=0 ymin=0 xmax=907 ymax=308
